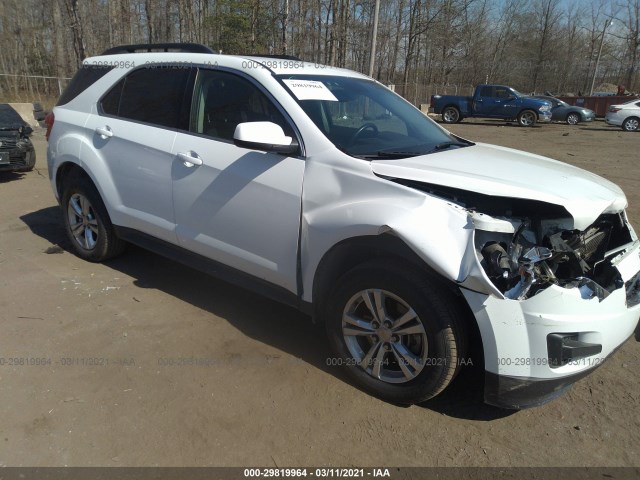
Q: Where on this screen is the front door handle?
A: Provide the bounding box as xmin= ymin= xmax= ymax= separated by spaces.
xmin=177 ymin=151 xmax=203 ymax=167
xmin=95 ymin=126 xmax=113 ymax=138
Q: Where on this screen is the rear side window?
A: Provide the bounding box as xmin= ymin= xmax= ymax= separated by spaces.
xmin=479 ymin=86 xmax=492 ymax=97
xmin=57 ymin=66 xmax=114 ymax=106
xmin=100 ymin=67 xmax=193 ymax=129
xmin=101 ymin=78 xmax=124 ymax=115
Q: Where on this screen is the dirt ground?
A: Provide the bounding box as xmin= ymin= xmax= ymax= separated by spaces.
xmin=0 ymin=118 xmax=639 ymax=468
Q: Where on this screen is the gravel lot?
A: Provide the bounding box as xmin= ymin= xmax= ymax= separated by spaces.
xmin=0 ymin=119 xmax=638 ymax=468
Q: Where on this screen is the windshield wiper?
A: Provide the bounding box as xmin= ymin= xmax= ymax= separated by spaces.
xmin=350 ymin=140 xmax=472 ymax=160
xmin=374 ymin=150 xmax=422 ymax=159
xmin=431 ymin=141 xmax=470 ymax=151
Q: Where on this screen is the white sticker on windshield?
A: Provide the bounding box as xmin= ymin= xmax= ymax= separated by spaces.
xmin=283 ymin=79 xmax=338 ymax=101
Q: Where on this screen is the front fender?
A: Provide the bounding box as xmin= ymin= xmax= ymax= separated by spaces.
xmin=300 ymin=157 xmax=489 ymax=302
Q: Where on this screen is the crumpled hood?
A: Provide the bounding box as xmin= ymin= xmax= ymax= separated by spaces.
xmin=371 ymin=143 xmax=627 ymax=230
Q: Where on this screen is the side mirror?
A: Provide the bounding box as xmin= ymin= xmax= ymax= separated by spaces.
xmin=233 ymin=122 xmax=299 ymax=155
xmin=22 ymin=125 xmax=34 ymax=136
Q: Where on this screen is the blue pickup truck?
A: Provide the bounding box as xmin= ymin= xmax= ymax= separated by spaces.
xmin=430 ymin=85 xmax=552 ymax=127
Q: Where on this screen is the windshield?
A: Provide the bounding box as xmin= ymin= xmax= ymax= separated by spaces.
xmin=278 ymin=74 xmax=469 ymax=159
xmin=0 ymin=104 xmax=26 ymax=130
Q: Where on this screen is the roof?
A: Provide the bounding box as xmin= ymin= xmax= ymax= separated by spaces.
xmin=83 ymin=51 xmax=370 ymax=80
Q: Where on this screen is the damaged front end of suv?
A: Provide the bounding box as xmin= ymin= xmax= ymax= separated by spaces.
xmin=386 ymin=164 xmax=640 ymax=409
xmin=473 ymin=203 xmax=638 ymax=307
xmin=0 ymin=104 xmax=36 ymax=173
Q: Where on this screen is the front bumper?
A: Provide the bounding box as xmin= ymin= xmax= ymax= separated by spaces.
xmin=538 ymin=111 xmax=552 ymax=122
xmin=461 ymin=242 xmax=640 ymax=409
xmin=0 ymin=146 xmax=35 ymax=171
xmin=485 ymin=368 xmax=594 ymax=409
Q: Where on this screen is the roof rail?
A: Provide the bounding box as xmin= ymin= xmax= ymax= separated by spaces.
xmin=101 ymin=43 xmax=215 ymax=55
xmin=245 ymin=54 xmax=303 ymax=61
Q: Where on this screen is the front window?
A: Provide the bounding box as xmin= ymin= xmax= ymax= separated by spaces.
xmin=278 ymin=74 xmax=467 ymax=159
xmin=191 ymin=70 xmax=293 ymax=141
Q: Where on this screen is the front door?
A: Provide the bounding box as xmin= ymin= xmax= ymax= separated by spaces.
xmin=171 ymin=69 xmax=305 ymax=293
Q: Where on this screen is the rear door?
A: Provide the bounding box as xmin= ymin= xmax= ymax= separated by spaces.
xmin=83 ymin=66 xmax=194 ymax=243
xmin=171 ymin=68 xmax=305 ymax=293
xmin=472 ymin=86 xmax=495 ymax=116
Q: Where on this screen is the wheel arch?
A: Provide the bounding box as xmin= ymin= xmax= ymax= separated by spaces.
xmin=567 ymin=111 xmax=581 ymax=121
xmin=311 ymin=233 xmax=484 ymax=371
xmin=442 ymin=104 xmax=463 ymax=120
xmin=311 ymin=233 xmax=459 ymax=321
xmin=55 ymin=161 xmax=91 ymax=199
xmin=518 ymin=108 xmax=538 ymax=118
xmin=623 ymin=116 xmax=640 ymax=130
xmin=54 ymin=140 xmax=124 ymax=225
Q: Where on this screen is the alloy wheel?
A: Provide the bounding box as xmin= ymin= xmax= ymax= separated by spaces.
xmin=67 ymin=193 xmax=99 ymax=250
xmin=342 ymin=289 xmax=428 ymax=383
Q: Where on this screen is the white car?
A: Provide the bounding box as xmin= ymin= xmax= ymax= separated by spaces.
xmin=46 ymin=43 xmax=640 ymax=409
xmin=605 ymin=98 xmax=640 ymax=131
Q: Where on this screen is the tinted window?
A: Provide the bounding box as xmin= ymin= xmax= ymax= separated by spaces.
xmin=495 ymin=87 xmax=511 ymax=99
xmin=57 ymin=65 xmax=114 ymax=106
xmin=105 ymin=67 xmax=192 ymax=129
xmin=101 ymin=78 xmax=124 ymax=115
xmin=479 ymin=86 xmax=493 ymax=97
xmin=191 ymin=70 xmax=292 ymax=141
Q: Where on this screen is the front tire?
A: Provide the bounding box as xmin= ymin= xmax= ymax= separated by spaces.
xmin=325 ymin=259 xmax=467 ymax=404
xmin=566 ymin=112 xmax=580 ymax=125
xmin=622 ymin=117 xmax=639 ymax=132
xmin=61 ymin=175 xmax=126 ymax=262
xmin=442 ymin=106 xmax=461 ymax=124
xmin=517 ymin=110 xmax=537 ymax=127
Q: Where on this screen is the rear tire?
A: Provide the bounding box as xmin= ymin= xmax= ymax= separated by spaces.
xmin=442 ymin=106 xmax=461 ymax=124
xmin=61 ymin=174 xmax=126 ymax=262
xmin=566 ymin=112 xmax=580 ymax=125
xmin=622 ymin=117 xmax=639 ymax=132
xmin=324 ymin=259 xmax=468 ymax=404
xmin=517 ymin=110 xmax=537 ymax=127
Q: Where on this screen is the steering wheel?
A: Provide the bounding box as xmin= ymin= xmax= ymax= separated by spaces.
xmin=347 ymin=122 xmax=379 ymax=146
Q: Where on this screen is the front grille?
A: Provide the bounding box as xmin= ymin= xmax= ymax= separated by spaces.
xmin=0 ymin=135 xmax=18 ymax=150
xmin=7 ymin=154 xmax=28 ymax=167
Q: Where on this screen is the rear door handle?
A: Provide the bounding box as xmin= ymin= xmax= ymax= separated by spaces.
xmin=95 ymin=126 xmax=113 ymax=138
xmin=177 ymin=151 xmax=203 ymax=167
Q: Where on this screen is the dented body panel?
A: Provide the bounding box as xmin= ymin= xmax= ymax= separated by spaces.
xmin=48 ymin=51 xmax=640 ymax=408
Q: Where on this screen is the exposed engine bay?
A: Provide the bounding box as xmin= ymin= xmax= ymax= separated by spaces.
xmin=476 ymin=213 xmax=633 ymax=301
xmin=394 ymin=179 xmax=638 ymax=302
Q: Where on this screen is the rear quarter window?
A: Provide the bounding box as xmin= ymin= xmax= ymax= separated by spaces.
xmin=56 ymin=65 xmax=114 ymax=106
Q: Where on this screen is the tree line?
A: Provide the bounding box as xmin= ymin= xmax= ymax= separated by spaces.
xmin=0 ymin=0 xmax=638 ymax=106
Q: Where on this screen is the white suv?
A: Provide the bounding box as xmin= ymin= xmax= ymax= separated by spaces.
xmin=47 ymin=44 xmax=640 ymax=409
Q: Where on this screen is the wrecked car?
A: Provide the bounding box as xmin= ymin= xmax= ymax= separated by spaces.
xmin=0 ymin=104 xmax=36 ymax=172
xmin=47 ymin=43 xmax=640 ymax=409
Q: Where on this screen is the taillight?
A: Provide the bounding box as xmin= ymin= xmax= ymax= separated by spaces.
xmin=609 ymin=107 xmax=621 ymax=113
xmin=44 ymin=112 xmax=54 ymax=140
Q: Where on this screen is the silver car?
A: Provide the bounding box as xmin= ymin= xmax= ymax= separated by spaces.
xmin=605 ymin=99 xmax=640 ymax=131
